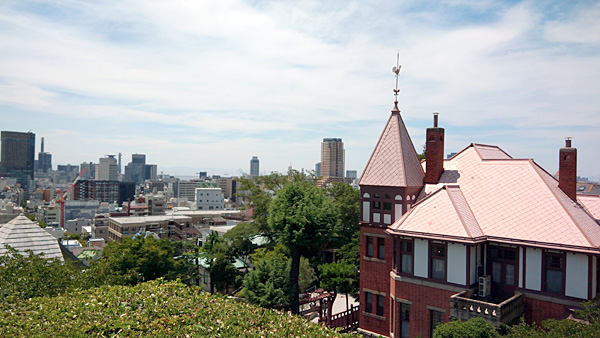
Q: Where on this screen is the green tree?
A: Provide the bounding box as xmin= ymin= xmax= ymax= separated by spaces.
xmin=243 ymin=245 xmax=291 ymax=308
xmin=326 ymin=182 xmax=360 ymax=250
xmin=418 ymin=143 xmax=426 ymax=160
xmin=268 ymin=179 xmax=338 ymax=314
xmin=202 ymin=231 xmax=238 ymax=294
xmin=338 ymin=231 xmax=360 ymax=267
xmin=237 ymin=173 xmax=285 ymax=234
xmin=223 ymin=222 xmax=259 ymax=264
xmin=318 ymin=260 xmax=357 ymax=312
xmin=87 ymin=235 xmax=187 ymax=286
xmin=506 ymin=302 xmax=600 ymax=338
xmin=433 ymin=318 xmax=500 ymax=338
xmin=298 ymin=256 xmax=317 ymax=293
xmin=0 ymin=246 xmax=83 ymax=301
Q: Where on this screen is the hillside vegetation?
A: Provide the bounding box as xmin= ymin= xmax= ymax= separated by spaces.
xmin=0 ymin=279 xmax=348 ymax=337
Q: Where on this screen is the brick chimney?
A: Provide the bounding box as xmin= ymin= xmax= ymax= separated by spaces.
xmin=425 ymin=113 xmax=445 ymax=184
xmin=559 ymin=137 xmax=577 ymax=201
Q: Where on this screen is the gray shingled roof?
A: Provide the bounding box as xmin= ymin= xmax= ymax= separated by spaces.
xmin=0 ymin=214 xmax=63 ymax=260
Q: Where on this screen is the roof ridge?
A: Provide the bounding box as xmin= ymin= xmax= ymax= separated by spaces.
xmin=445 ymin=185 xmax=483 ymax=238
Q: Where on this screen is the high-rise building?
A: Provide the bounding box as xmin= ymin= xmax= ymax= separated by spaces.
xmin=96 ymin=156 xmax=118 ymax=181
xmin=321 ymin=138 xmax=344 ymax=178
xmin=74 ymin=180 xmax=135 ymax=205
xmin=80 ymin=162 xmax=96 ymax=179
xmin=145 ymin=164 xmax=157 ymax=181
xmin=315 ymin=162 xmax=321 ymax=176
xmin=345 ymin=170 xmax=357 ymax=180
xmin=0 ymin=131 xmax=35 ymax=189
xmin=250 ymin=156 xmax=259 ymax=177
xmin=124 ymin=154 xmax=146 ymax=184
xmin=37 ymin=137 xmax=52 ymax=173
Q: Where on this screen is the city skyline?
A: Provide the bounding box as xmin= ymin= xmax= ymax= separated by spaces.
xmin=1 ymin=1 xmax=599 ymax=180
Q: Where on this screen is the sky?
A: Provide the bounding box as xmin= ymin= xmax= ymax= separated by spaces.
xmin=1 ymin=0 xmax=599 ymax=180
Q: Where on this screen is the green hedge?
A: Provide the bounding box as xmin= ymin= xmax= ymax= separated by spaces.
xmin=0 ymin=279 xmax=348 ymax=337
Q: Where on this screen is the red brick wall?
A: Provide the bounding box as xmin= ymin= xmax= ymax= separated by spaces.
xmin=391 ymin=279 xmax=455 ymax=338
xmin=425 ymin=127 xmax=444 ymax=184
xmin=359 ymin=226 xmax=393 ymax=336
xmin=524 ymin=297 xmax=568 ymax=325
xmin=558 ymin=145 xmax=577 ymax=201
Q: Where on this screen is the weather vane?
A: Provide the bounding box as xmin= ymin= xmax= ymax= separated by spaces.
xmin=392 ymin=51 xmax=401 ymax=103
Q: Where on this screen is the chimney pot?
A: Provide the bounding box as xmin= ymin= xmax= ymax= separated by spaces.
xmin=433 ymin=112 xmax=439 ymax=128
xmin=565 ymin=137 xmax=572 ymax=148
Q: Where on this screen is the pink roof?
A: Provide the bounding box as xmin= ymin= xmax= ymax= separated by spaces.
xmin=579 ymin=195 xmax=600 ymax=221
xmin=390 ymin=144 xmax=600 ymax=252
xmin=359 ymin=108 xmax=424 ymax=187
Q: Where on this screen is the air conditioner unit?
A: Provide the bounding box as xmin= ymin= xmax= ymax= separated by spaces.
xmin=478 ymin=275 xmax=491 ymax=298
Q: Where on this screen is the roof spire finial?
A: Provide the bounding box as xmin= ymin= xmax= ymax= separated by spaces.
xmin=392 ymin=51 xmax=401 ymax=112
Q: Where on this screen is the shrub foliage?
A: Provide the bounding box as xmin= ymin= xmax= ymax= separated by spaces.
xmin=0 ymin=279 xmax=349 ymax=337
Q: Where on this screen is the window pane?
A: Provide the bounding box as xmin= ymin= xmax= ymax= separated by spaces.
xmin=545 ymin=269 xmax=562 ymax=294
xmin=432 ymin=258 xmax=445 ymax=280
xmin=432 ymin=245 xmax=445 ymax=257
xmin=492 ymin=262 xmax=501 ymax=283
xmin=367 ymin=237 xmax=373 ymax=257
xmin=378 ymin=238 xmax=385 ymax=259
xmin=402 ymin=254 xmax=413 ymax=274
xmin=506 ymin=264 xmax=515 ymax=286
xmin=430 ymin=310 xmax=444 ymax=338
xmin=366 ymin=292 xmax=372 ymax=313
xmin=377 ymin=295 xmax=384 ymax=316
xmin=547 ymin=256 xmax=563 ymax=269
xmin=401 ymin=304 xmax=410 ymax=338
xmin=504 ymin=250 xmax=517 ymax=261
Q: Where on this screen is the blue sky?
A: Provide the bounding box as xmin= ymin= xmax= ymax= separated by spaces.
xmin=1 ymin=0 xmax=599 ymax=180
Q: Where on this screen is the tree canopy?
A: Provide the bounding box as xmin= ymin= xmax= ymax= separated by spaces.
xmin=86 ymin=235 xmax=188 ymax=286
xmin=268 ymin=179 xmax=339 ymax=314
xmin=244 ymin=245 xmax=291 ymax=308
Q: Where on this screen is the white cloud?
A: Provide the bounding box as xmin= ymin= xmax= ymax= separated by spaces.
xmin=0 ymin=0 xmax=598 ymax=178
xmin=544 ymin=3 xmax=600 ymax=44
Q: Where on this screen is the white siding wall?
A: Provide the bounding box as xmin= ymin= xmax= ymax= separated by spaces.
xmin=447 ymin=243 xmax=466 ymax=285
xmin=414 ymin=239 xmax=429 ymax=278
xmin=470 ymin=246 xmax=477 ymax=285
xmin=362 ymin=202 xmax=370 ymax=222
xmin=525 ymin=248 xmax=542 ymax=291
xmin=566 ymin=253 xmax=589 ymax=299
xmin=519 ymin=247 xmax=524 ymax=288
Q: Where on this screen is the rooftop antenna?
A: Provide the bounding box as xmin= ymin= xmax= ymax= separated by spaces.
xmin=392 ymin=51 xmax=401 ymax=110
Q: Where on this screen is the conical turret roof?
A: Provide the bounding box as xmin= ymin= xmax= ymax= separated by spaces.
xmin=359 ymin=105 xmax=424 ymax=187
